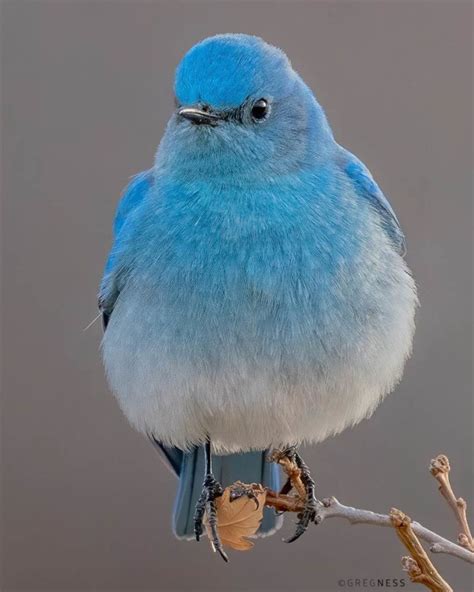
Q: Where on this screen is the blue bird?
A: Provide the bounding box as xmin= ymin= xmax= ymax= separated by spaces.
xmin=99 ymin=34 xmax=417 ymax=560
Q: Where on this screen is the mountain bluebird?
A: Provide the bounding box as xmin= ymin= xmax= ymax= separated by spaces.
xmin=99 ymin=34 xmax=417 ymax=560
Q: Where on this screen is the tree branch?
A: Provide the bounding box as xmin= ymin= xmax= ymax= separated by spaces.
xmin=263 ymin=450 xmax=474 ymax=568
xmin=390 ymin=508 xmax=452 ymax=591
xmin=430 ymin=454 xmax=474 ymax=552
xmin=263 ymin=492 xmax=474 ymax=564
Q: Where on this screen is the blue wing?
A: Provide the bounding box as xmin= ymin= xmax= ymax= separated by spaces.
xmin=342 ymin=151 xmax=407 ymax=256
xmin=99 ymin=169 xmax=153 ymax=327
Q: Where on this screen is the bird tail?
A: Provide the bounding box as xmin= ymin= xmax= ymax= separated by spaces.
xmin=154 ymin=444 xmax=283 ymax=539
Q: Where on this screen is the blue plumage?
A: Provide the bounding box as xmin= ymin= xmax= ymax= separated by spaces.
xmin=100 ymin=34 xmax=417 ymax=545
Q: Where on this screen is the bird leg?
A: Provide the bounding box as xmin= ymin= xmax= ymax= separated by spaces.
xmin=273 ymin=446 xmax=318 ymax=543
xmin=193 ymin=440 xmax=228 ymax=562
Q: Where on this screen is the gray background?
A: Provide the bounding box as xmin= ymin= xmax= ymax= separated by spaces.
xmin=1 ymin=1 xmax=472 ymax=591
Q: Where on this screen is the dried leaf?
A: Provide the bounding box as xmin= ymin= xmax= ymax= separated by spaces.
xmin=204 ymin=483 xmax=267 ymax=551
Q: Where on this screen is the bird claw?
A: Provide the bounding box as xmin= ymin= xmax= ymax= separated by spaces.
xmin=229 ymin=481 xmax=261 ymax=509
xmin=206 ymin=497 xmax=228 ymax=562
xmin=284 ymin=496 xmax=318 ymax=543
xmin=277 ymin=447 xmax=318 ymax=543
xmin=193 ymin=474 xmax=228 ymax=561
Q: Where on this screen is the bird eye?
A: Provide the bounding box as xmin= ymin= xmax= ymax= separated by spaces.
xmin=251 ymin=98 xmax=269 ymax=121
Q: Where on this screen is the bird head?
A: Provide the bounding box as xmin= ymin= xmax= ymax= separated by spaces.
xmin=156 ymin=34 xmax=334 ymax=181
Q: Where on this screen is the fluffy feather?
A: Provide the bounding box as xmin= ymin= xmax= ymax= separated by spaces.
xmin=100 ymin=34 xmax=417 ymax=454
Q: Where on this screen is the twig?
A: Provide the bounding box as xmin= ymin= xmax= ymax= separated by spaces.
xmin=264 ymin=493 xmax=474 ymax=564
xmin=430 ymin=454 xmax=474 ymax=552
xmin=269 ymin=449 xmax=307 ymax=501
xmin=390 ymin=508 xmax=452 ymax=591
xmin=263 ymin=451 xmax=474 ymax=565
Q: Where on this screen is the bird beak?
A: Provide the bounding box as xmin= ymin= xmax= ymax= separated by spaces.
xmin=177 ymin=107 xmax=221 ymax=126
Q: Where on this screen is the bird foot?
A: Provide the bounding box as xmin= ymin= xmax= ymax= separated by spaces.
xmin=193 ymin=474 xmax=228 ymax=562
xmin=277 ymin=447 xmax=318 ymax=543
xmin=229 ymin=481 xmax=262 ymax=509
